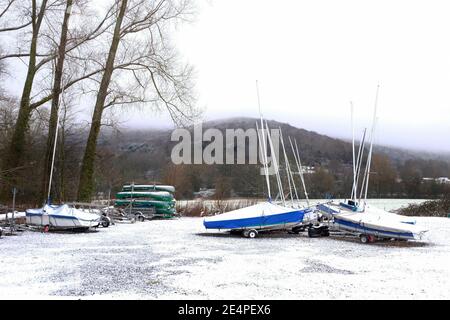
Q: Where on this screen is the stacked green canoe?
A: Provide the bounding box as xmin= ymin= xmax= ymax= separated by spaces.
xmin=114 ymin=184 xmax=176 ymax=218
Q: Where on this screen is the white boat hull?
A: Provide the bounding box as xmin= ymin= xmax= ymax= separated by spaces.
xmin=26 ymin=205 xmax=100 ymax=230
xmin=204 ymin=202 xmax=312 ymax=232
xmin=317 ymin=202 xmax=427 ymax=240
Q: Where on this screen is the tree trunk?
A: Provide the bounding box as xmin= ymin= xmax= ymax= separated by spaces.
xmin=77 ymin=0 xmax=128 ymax=202
xmin=40 ymin=0 xmax=73 ymax=204
xmin=0 ymin=0 xmax=48 ymax=201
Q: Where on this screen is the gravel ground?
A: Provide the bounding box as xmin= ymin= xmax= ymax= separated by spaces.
xmin=0 ymin=215 xmax=449 ymax=299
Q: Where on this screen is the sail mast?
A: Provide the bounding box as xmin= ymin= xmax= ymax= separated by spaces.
xmin=47 ymin=69 xmax=65 ymax=205
xmin=279 ymin=128 xmax=298 ymax=206
xmin=289 ymin=137 xmax=310 ymax=206
xmin=265 ymin=121 xmax=285 ymax=206
xmin=350 ymin=101 xmax=356 ymax=202
xmin=256 ymin=81 xmax=272 ymax=201
xmin=352 ymin=128 xmax=367 ymax=204
xmin=256 ymin=121 xmax=271 ymax=201
xmin=362 ymin=85 xmax=380 ymax=209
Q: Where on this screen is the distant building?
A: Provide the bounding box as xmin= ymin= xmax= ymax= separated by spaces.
xmin=194 ymin=188 xmax=216 ymax=198
xmin=303 ymin=166 xmax=316 ymax=174
xmin=422 ymin=177 xmax=450 ymax=184
xmin=436 ymin=177 xmax=450 ymax=184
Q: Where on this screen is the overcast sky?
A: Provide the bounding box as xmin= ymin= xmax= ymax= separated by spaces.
xmin=4 ymin=0 xmax=450 ymax=152
xmin=125 ymin=0 xmax=450 ymax=153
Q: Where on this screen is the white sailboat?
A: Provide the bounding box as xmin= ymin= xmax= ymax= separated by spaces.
xmin=26 ymin=75 xmax=100 ymax=231
xmin=316 ymin=87 xmax=428 ymax=242
xmin=26 ymin=204 xmax=100 ymax=230
xmin=203 ymin=82 xmax=314 ymax=237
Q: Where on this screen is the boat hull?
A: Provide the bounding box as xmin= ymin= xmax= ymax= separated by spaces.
xmin=203 ymin=202 xmax=311 ymax=231
xmin=333 ymin=216 xmax=418 ymax=240
xmin=26 ymin=205 xmax=100 ymax=230
xmin=316 ymin=202 xmax=426 ymax=240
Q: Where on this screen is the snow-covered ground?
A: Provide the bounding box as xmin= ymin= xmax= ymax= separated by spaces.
xmin=177 ymin=198 xmax=428 ymax=214
xmin=1 ymin=211 xmax=449 ymax=299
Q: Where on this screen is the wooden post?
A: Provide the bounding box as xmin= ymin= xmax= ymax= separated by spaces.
xmin=11 ymin=187 xmax=16 ymax=233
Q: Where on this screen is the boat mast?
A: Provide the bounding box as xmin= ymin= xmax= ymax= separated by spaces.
xmin=279 ymin=128 xmax=298 ymax=207
xmin=256 ymin=81 xmax=272 ymax=201
xmin=47 ymin=72 xmax=65 ymax=205
xmin=358 ymin=119 xmax=377 ymax=204
xmin=289 ymin=137 xmax=310 ymax=206
xmin=352 ymin=128 xmax=367 ymax=204
xmin=256 ymin=121 xmax=271 ymax=201
xmin=362 ymin=85 xmax=380 ymax=209
xmin=350 ymin=101 xmax=356 ymax=202
xmin=265 ymin=121 xmax=285 ymax=206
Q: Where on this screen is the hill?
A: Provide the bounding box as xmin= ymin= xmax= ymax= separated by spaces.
xmin=92 ymin=117 xmax=450 ymax=200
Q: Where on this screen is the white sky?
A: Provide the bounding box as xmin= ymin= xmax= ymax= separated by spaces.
xmin=130 ymin=0 xmax=450 ymax=152
xmin=3 ymin=0 xmax=450 ymax=152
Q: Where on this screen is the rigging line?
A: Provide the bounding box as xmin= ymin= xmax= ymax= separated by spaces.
xmin=353 ymin=128 xmax=367 ymax=204
xmin=363 ymin=85 xmax=381 ymax=209
xmin=279 ymin=128 xmax=297 ymax=207
xmin=265 ymin=121 xmax=285 ymax=206
xmin=256 ymin=80 xmax=271 ymax=200
xmin=289 ymin=137 xmax=309 ymax=206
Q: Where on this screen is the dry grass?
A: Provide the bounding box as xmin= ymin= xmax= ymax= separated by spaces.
xmin=397 ymin=198 xmax=450 ymax=217
xmin=176 ymin=198 xmax=259 ymax=217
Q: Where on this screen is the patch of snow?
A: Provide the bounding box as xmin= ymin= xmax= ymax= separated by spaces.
xmin=0 ymin=212 xmax=449 ymax=299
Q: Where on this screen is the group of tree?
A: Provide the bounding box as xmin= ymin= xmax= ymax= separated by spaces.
xmin=0 ymin=0 xmax=198 ymax=205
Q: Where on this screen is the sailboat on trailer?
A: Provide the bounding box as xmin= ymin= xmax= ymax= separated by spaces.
xmin=316 ymin=86 xmax=428 ymax=242
xmin=203 ymin=82 xmax=314 ymax=237
xmin=26 ymin=75 xmax=100 ymax=231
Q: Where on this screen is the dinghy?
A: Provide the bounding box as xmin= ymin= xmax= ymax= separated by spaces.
xmin=26 ymin=204 xmax=100 ymax=230
xmin=317 ymin=201 xmax=426 ymax=241
xmin=316 ymin=88 xmax=428 ymax=242
xmin=204 ymin=202 xmax=313 ymax=231
xmin=122 ymin=184 xmax=175 ymax=193
xmin=116 ymin=191 xmax=174 ymax=202
xmin=203 ymin=84 xmax=315 ymax=237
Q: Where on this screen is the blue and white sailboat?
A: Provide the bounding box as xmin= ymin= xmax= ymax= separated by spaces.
xmin=26 ymin=204 xmax=100 ymax=230
xmin=25 ymin=78 xmax=100 ymax=231
xmin=203 ymin=83 xmax=314 ymax=237
xmin=316 ymin=88 xmax=428 ymax=242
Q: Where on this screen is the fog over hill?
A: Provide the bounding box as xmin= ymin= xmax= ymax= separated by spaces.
xmin=105 ymin=117 xmax=450 ymax=164
xmin=89 ymin=117 xmax=450 ymax=200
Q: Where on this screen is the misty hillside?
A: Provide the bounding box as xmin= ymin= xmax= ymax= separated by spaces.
xmin=3 ymin=115 xmax=449 ymax=203
xmin=89 ymin=117 xmax=450 ymax=200
xmin=99 ymin=116 xmax=448 ymax=167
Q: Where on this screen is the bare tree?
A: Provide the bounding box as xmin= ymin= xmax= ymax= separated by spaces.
xmin=0 ymin=0 xmax=32 ymax=32
xmin=40 ymin=0 xmax=72 ymax=203
xmin=76 ymin=0 xmax=129 ymax=201
xmin=77 ymin=0 xmax=199 ymax=201
xmin=0 ymin=0 xmax=49 ymax=200
xmin=0 ymin=0 xmax=117 ymax=201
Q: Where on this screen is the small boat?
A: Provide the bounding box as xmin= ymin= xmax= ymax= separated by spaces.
xmin=116 ymin=191 xmax=174 ymax=202
xmin=26 ymin=204 xmax=101 ymax=230
xmin=317 ymin=200 xmax=426 ymax=241
xmin=203 ymin=201 xmax=313 ymax=235
xmin=121 ymin=184 xmax=175 ymax=193
xmin=316 ymin=88 xmax=428 ymax=243
xmin=115 ymin=199 xmax=176 ymax=215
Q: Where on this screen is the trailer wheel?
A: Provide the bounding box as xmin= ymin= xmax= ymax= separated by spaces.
xmin=360 ymin=234 xmax=369 ymax=244
xmin=291 ymin=226 xmax=305 ymax=234
xmin=247 ymin=229 xmax=258 ymax=238
xmin=138 ymin=215 xmax=145 ymax=222
xmin=101 ymin=219 xmax=110 ymax=228
xmin=308 ymin=227 xmax=321 ymax=238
